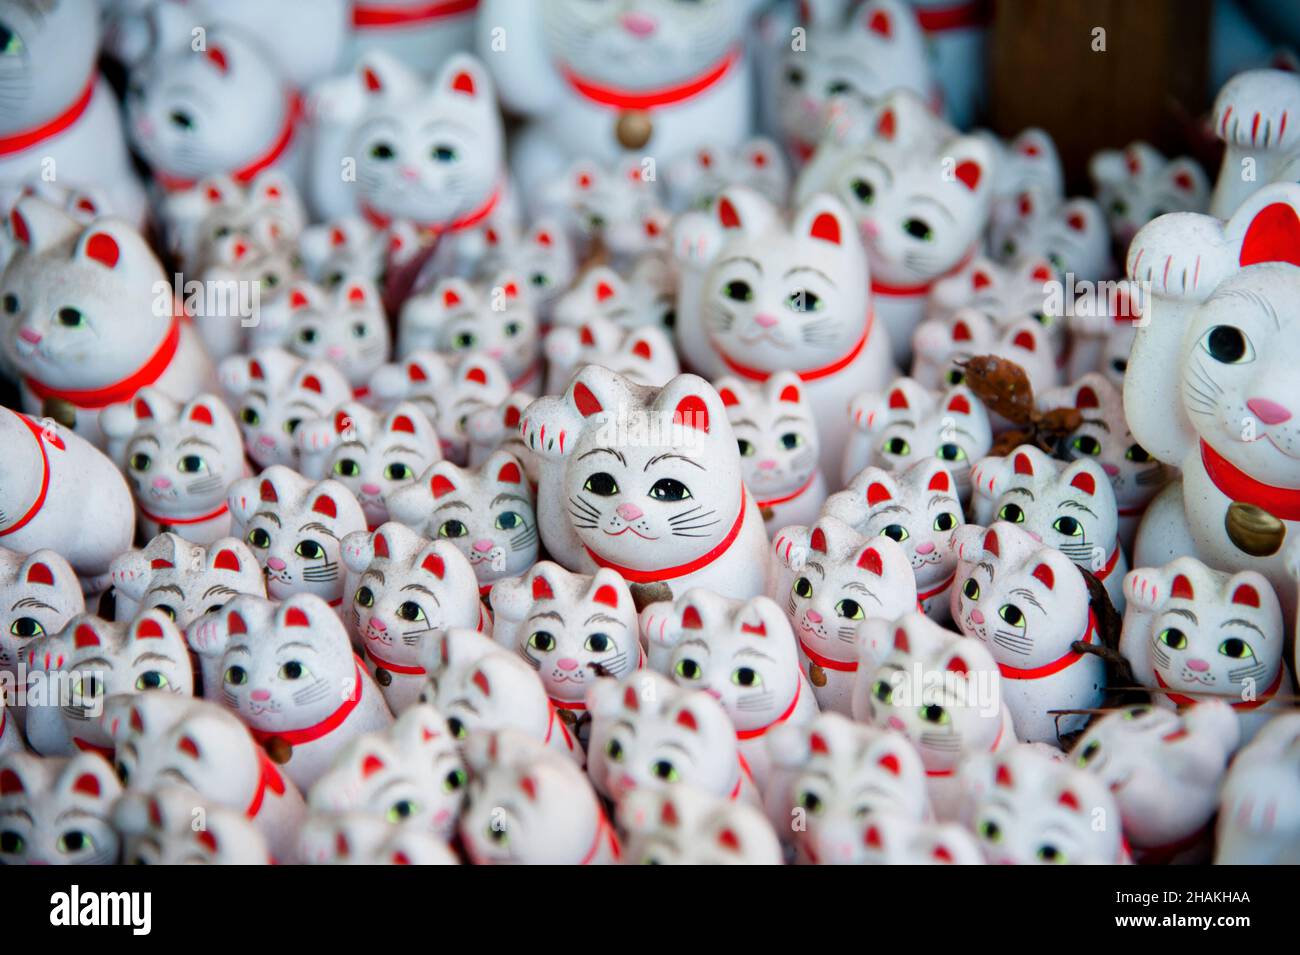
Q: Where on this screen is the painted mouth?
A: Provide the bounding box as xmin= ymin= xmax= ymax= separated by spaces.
xmin=603 ymin=526 xmax=659 ymax=540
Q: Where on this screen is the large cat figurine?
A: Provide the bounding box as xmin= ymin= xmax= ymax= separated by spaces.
xmin=1214 ymin=712 xmax=1300 ymax=864
xmin=521 ymin=366 xmax=771 ymax=601
xmin=100 ymin=390 xmax=246 ymax=545
xmin=1088 ymin=141 xmax=1209 ymax=248
xmin=0 ymin=750 xmax=123 ymax=864
xmin=3 ymin=199 xmax=215 ymax=447
xmin=113 ymin=784 xmax=271 ymax=865
xmin=950 ymin=522 xmax=1106 ymax=744
xmin=618 ymin=784 xmax=782 ymax=865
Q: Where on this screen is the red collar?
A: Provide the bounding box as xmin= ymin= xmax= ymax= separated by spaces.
xmin=0 ymin=412 xmax=62 ymax=538
xmin=543 ymin=702 xmax=576 ymax=752
xmin=552 ymin=697 xmax=588 ymax=712
xmin=579 ymin=812 xmax=620 ymax=865
xmin=998 ymin=608 xmax=1097 ymax=680
xmin=754 ymin=471 xmax=819 ymax=510
xmin=1095 ymin=542 xmax=1120 ymax=582
xmin=736 ymin=678 xmax=801 ymax=740
xmin=915 ymin=0 xmax=990 ymax=32
xmin=1154 ymin=666 xmax=1283 ymax=710
xmin=23 ymin=316 xmax=181 ymax=410
xmin=1200 ymin=440 xmax=1300 ymax=521
xmin=559 ymin=46 xmax=739 ymax=111
xmin=154 ymin=93 xmax=302 ymax=192
xmin=871 ymin=248 xmax=976 ymax=298
xmin=584 ymin=487 xmax=747 ymax=584
xmin=364 ymin=644 xmax=425 ymax=676
xmin=926 ymin=720 xmax=1003 ymax=777
xmin=717 ymin=314 xmax=872 ymax=383
xmin=798 ymin=635 xmax=857 ymax=672
xmin=246 ymin=747 xmax=288 ymax=817
xmin=0 ymin=74 xmax=95 ymax=156
xmin=250 ymin=661 xmax=364 ymax=747
xmin=352 ymin=0 xmax=478 ymax=27
xmin=137 ymin=500 xmax=229 ymax=527
xmin=73 ymin=737 xmax=114 ymax=759
xmin=361 ymin=184 xmax=501 ymax=237
xmin=917 ymin=571 xmax=956 ymax=603
xmin=729 ymin=752 xmax=753 ymax=801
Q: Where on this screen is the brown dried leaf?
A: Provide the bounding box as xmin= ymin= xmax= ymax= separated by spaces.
xmin=958 ymin=355 xmax=1035 ymax=423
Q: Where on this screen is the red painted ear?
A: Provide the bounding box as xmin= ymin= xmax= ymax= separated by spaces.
xmin=866 ymin=7 xmax=891 ymax=36
xmin=893 ymin=627 xmax=909 ymax=652
xmin=864 ymin=825 xmax=883 ymax=849
xmin=10 ymin=208 xmax=30 ymax=245
xmin=430 ymin=474 xmax=456 ymax=498
xmin=947 ymin=655 xmax=969 ymax=675
xmin=1031 ymin=263 xmax=1053 ymax=283
xmin=531 ymin=574 xmax=554 ymax=600
xmin=1032 ymin=563 xmax=1055 ymax=590
xmin=335 ymin=833 xmax=350 ymax=857
xmin=954 ymin=161 xmax=982 ymax=191
xmin=809 ymin=732 xmax=829 ymax=755
xmin=1173 ymin=170 xmax=1196 ymax=192
xmin=74 ymin=623 xmax=100 ymax=649
xmin=1231 ymin=583 xmax=1261 ymax=608
xmin=420 ymin=553 xmax=445 ymax=579
xmin=718 ymin=387 xmax=739 ymax=407
xmin=134 ymin=397 xmax=153 ymax=419
xmin=361 ymin=754 xmax=384 ymax=778
xmin=151 ymin=559 xmax=172 ymax=570
xmin=25 ymin=562 xmax=54 ymax=586
xmin=576 ymin=170 xmax=593 ymax=190
xmin=345 ymin=283 xmax=368 ymax=305
xmin=623 ymin=686 xmax=639 ymax=710
xmin=463 ymin=365 xmax=488 ymax=386
xmin=632 ymin=338 xmax=653 ymax=361
xmin=946 ymin=394 xmax=971 ymax=415
xmin=285 ymin=607 xmax=311 ymax=628
xmin=301 ymin=375 xmax=324 ymax=394
xmin=519 ymin=776 xmax=537 ymax=801
xmin=594 ymin=280 xmax=615 ymax=303
xmin=778 ymin=384 xmax=801 ymax=403
xmin=259 ymin=479 xmax=278 ymax=502
xmin=681 ymin=605 xmax=703 ymax=629
xmin=810 ymin=527 xmax=828 ymax=553
xmin=857 ymin=547 xmax=883 ymax=575
xmin=972 ymin=270 xmax=992 ymax=291
xmin=450 ymin=70 xmax=477 ymax=96
xmin=927 ymin=470 xmax=950 ymax=493
xmin=1066 ymin=211 xmax=1087 ymax=232
xmin=672 ymin=395 xmax=709 ymax=433
xmin=390 ymin=414 xmax=416 ymax=434
xmin=866 ymin=482 xmax=891 ymax=506
xmin=205 ymin=46 xmax=229 ymax=73
xmin=572 ymin=382 xmax=603 ymax=417
xmin=178 ymin=736 xmax=200 ymax=759
xmin=502 ymin=281 xmax=519 ymax=300
xmin=135 ymin=618 xmax=165 ymax=640
xmin=84 ymin=232 xmax=121 ymax=269
xmin=1011 ymin=329 xmax=1037 ymax=351
xmin=660 ymin=800 xmax=679 ymax=826
xmin=741 ymin=619 xmax=767 ymax=636
xmin=249 ymin=359 xmax=265 ymax=380
xmin=983 ymin=529 xmax=1000 ymax=556
xmin=373 ymin=533 xmax=389 ymax=559
xmin=534 ymin=230 xmax=552 ymax=247
xmin=407 ymin=362 xmax=427 ymax=382
xmin=289 ymin=289 xmax=310 ymax=310
xmin=1058 ymin=790 xmax=1081 ymax=811
xmin=196 ymin=830 xmax=218 ymax=853
xmin=130 ymin=708 xmax=144 ymax=732
xmin=1017 ymin=193 xmax=1034 ymax=218
xmin=1069 ymin=471 xmax=1096 ymax=496
xmin=888 ymin=388 xmax=909 ymax=409
xmin=808 ymin=212 xmax=841 ymax=245
xmin=717 ymin=197 xmax=741 ymax=229
xmin=995 ymin=763 xmax=1013 ymax=787
xmin=1 ymin=768 xmax=25 ymax=795
xmin=932 ymin=845 xmax=955 ymax=863
xmin=876 ymin=108 xmax=896 ymax=139
xmin=1239 ymin=202 xmax=1300 ymax=267
xmin=72 ymin=773 xmax=101 ymax=797
xmin=675 ymin=708 xmax=699 ymax=731
xmin=503 ymin=406 xmax=521 ymax=428
xmin=472 ymin=669 xmax=491 ymax=696
xmin=1076 ymin=386 xmax=1099 ymax=409
xmin=188 ymin=403 xmax=214 ymax=426
xmin=330 ymin=226 xmax=346 ymax=246
xmin=148 ymin=798 xmax=163 ymax=827
xmin=227 ymin=611 xmax=247 ymax=635
xmin=592 ymin=584 xmax=619 ymax=608
xmin=312 ymin=494 xmax=338 ymax=518
xmin=1013 ymin=452 xmax=1034 ymax=476
xmin=952 ymin=320 xmax=972 ymax=342
xmin=717 ymin=828 xmax=741 ymax=852
xmin=877 ymin=752 xmax=901 ymax=776
xmin=442 ymin=287 xmax=461 ymax=309
xmin=496 ymin=461 xmax=522 ymax=484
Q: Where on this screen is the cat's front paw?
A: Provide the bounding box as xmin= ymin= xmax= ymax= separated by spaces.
xmin=185 ymin=615 xmax=230 ymax=658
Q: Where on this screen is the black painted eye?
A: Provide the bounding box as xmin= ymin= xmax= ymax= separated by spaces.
xmin=387 ymin=800 xmax=417 ymax=823
xmin=438 ymin=520 xmax=467 ymax=539
xmin=793 ymin=577 xmax=813 ymax=599
xmin=674 ymin=658 xmax=701 ymax=680
xmin=1126 ymin=444 xmax=1151 ymax=462
xmin=129 ymin=453 xmax=151 ymax=472
xmin=1052 ymin=516 xmax=1082 ymax=537
xmin=178 ymin=455 xmax=205 ymax=473
xmin=370 ymin=141 xmax=395 ymax=160
xmin=962 ymin=578 xmax=980 ymax=600
xmin=58 ymin=830 xmax=89 ymax=853
xmin=431 ymin=144 xmax=458 ymax=162
xmin=1219 ymin=638 xmax=1253 ymax=659
xmin=997 ymin=503 xmax=1025 ymax=523
xmin=355 ymin=586 xmax=374 ymax=608
xmin=1077 ymin=739 xmax=1101 ymax=766
xmin=737 ymin=438 xmax=755 ymax=456
xmin=0 ymin=26 xmax=21 ymax=57
xmin=135 ymin=670 xmax=168 ymax=690
xmin=1201 ymin=325 xmax=1252 ymax=364
xmin=786 ymin=290 xmax=821 ymax=313
xmin=903 ymin=218 xmax=934 ymax=240
xmin=9 ymin=617 xmax=42 ymax=638
xmin=528 ymin=631 xmax=556 ymax=652
xmin=933 ymin=512 xmax=957 ymax=532
xmin=946 ymin=368 xmax=965 ymax=385
xmin=1072 ymin=435 xmax=1102 ymax=456
xmin=298 ymin=327 xmax=318 ymax=345
xmin=58 ymin=307 xmax=86 ymax=328
xmin=835 ymin=598 xmax=864 ymax=620
xmin=872 ymin=679 xmax=892 ymax=704
xmin=998 ymin=604 xmax=1025 ymax=627
xmin=334 ymin=458 xmax=361 ymax=478
xmin=495 ymin=511 xmax=522 ymax=530
xmin=723 ymin=280 xmax=753 ymax=302
xmin=295 ymin=539 xmax=325 ymax=559
xmin=247 ymin=527 xmax=271 ymax=549
xmin=1157 ymin=628 xmax=1187 ymax=650
xmin=785 ymin=66 xmax=804 ymax=87
xmin=1110 ymin=199 xmax=1128 ymax=217
xmin=1111 ymin=358 xmax=1128 ymax=375
xmin=1037 ymin=844 xmax=1065 ymax=864
xmin=937 ymin=443 xmax=966 ymax=462
xmin=169 ymin=109 xmax=195 ymax=130
xmin=284 ymin=418 xmax=302 ymax=435
xmin=732 ymin=666 xmax=761 ymax=687
xmin=530 ymin=271 xmax=550 ymax=288
xmin=649 ymin=478 xmax=690 ymax=501
xmin=443 ymin=768 xmax=467 ymax=792
xmin=397 ymin=601 xmax=425 ymax=622
xmin=279 ymin=661 xmax=306 ymax=680
xmin=585 ymin=633 xmax=611 ymax=653
xmin=2 ymin=293 xmax=18 ymax=314
xmin=448 ymin=717 xmax=466 ymax=739
xmin=884 ymin=437 xmax=911 ymax=455
xmin=240 ymin=407 xmax=260 ymax=426
xmin=605 ymin=738 xmax=624 ymax=761
xmin=920 ymin=704 xmax=948 ymax=724
xmin=0 ymin=831 xmax=24 ymax=853
xmin=652 ymin=760 xmax=679 ymax=781
xmin=883 ymin=524 xmax=909 ymax=542
xmin=154 ymin=604 xmax=176 ymax=621
xmin=384 ymin=462 xmax=413 ymax=480
xmin=850 ymin=179 xmax=874 ymax=204
xmin=780 ymin=432 xmax=803 ymax=450
xmin=224 ymin=665 xmax=248 ymax=685
xmin=584 ymin=472 xmax=618 ymax=496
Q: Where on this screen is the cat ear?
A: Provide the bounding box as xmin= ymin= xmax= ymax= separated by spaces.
xmin=587 ymin=569 xmax=628 ymax=612
xmin=625 ymin=328 xmax=667 ymax=366
xmin=75 ymin=221 xmax=139 ymax=271
xmin=917 ymin=461 xmax=955 ymax=497
xmin=1066 ymin=464 xmax=1098 ymax=496
xmin=59 ymin=753 xmax=121 ymax=805
xmin=946 ymin=136 xmax=994 ymax=195
xmin=340 ymin=279 xmax=376 ymax=310
xmin=1061 ymin=198 xmax=1103 ymax=236
xmin=1005 ymin=320 xmax=1044 ymax=356
xmin=356 ymin=52 xmax=415 ymax=97
xmin=768 ymin=371 xmax=804 ymax=406
xmin=586 ymin=266 xmax=626 ymax=306
xmin=656 ymin=374 xmax=726 ymax=436
xmin=132 ymin=610 xmax=179 ymax=644
xmin=436 ymin=53 xmax=492 ymax=103
xmin=9 ymin=196 xmax=84 ymax=252
xmin=22 ymin=549 xmax=77 ymax=596
xmin=1165 ymin=158 xmax=1207 ymax=198
xmin=432 ymin=277 xmax=474 ymax=318
xmin=204 ymin=44 xmax=230 ymax=74
xmin=714 ymin=186 xmax=777 ymax=235
xmin=73 ymin=618 xmax=104 ymax=649
xmin=490 ymin=451 xmax=525 ymax=487
xmin=794 ymin=194 xmax=854 ymax=249
xmin=425 ymin=461 xmax=461 ymax=500
xmin=856 ymin=545 xmax=884 ymax=575
xmin=861 ymin=1 xmax=895 ymax=39
xmin=1237 ymin=193 xmax=1300 ymax=268
xmin=209 ymin=541 xmax=252 ymax=576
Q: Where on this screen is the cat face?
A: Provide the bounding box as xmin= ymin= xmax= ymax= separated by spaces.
xmin=477 ymin=219 xmax=576 ymax=315
xmin=308 ymin=704 xmax=468 ymax=841
xmin=0 ymin=0 xmax=100 ymax=136
xmin=298 ymin=810 xmax=457 ymax=865
xmin=0 ymin=751 xmax=122 ymax=865
xmin=855 ymin=810 xmax=985 ymax=865
xmin=551 ymin=263 xmax=676 ymax=333
xmin=228 ymin=466 xmax=366 ymax=603
xmin=297 ymin=217 xmax=390 ymax=289
xmin=257 ymin=279 xmax=390 ymax=389
xmin=0 ymin=547 xmax=83 ymax=676
xmin=665 ymin=138 xmax=789 ymax=211
xmin=351 ymin=53 xmax=502 ymax=226
xmin=114 ymin=784 xmax=270 ymax=864
xmin=162 ymin=171 xmax=305 ymax=273
xmin=544 ymin=158 xmax=671 ymax=262
xmin=296 ymin=402 xmax=440 ymax=528
xmin=100 ymin=390 xmax=245 ymax=520
xmin=618 ymin=784 xmax=783 ymax=864
xmin=1089 ymin=142 xmax=1209 ymax=246
xmin=717 ymin=373 xmax=819 ymax=500
xmin=398 ymin=274 xmax=538 ymax=384
xmin=465 ymin=391 xmax=538 ymax=482
xmin=386 ymin=451 xmax=538 ymax=590
xmin=109 ymin=534 xmax=265 ymax=628
xmin=986 ymin=129 xmax=1065 ymax=253
xmin=587 ymin=670 xmax=743 ymax=803
xmin=998 ymin=196 xmax=1113 ymax=282
xmin=910 ymin=309 xmax=1057 ymax=396
xmin=219 ymin=348 xmax=352 ymax=469
xmin=545 ymin=316 xmax=679 ymax=390
xmin=928 ymin=255 xmax=1061 ymax=333
xmin=971 ymin=444 xmax=1119 ymax=573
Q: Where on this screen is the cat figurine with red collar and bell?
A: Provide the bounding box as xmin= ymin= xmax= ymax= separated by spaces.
xmin=113 ymin=784 xmax=271 ymax=865
xmin=1121 ymin=557 xmax=1291 ymax=743
xmin=821 ymin=460 xmax=966 ymax=623
xmin=618 ymin=783 xmax=783 ymax=865
xmin=950 ymin=522 xmax=1106 ymax=745
xmin=769 ymin=516 xmax=917 ymax=716
xmin=544 ymin=317 xmax=679 ymax=395
xmin=340 ymin=522 xmax=487 ymax=713
xmin=185 ymin=593 xmax=393 ymax=789
xmin=3 ymin=198 xmax=216 ymax=448
xmin=521 ymin=366 xmax=771 ymax=602
xmin=642 ymin=589 xmax=819 ymax=787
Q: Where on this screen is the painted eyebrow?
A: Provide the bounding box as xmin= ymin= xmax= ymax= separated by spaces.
xmin=783 ymin=265 xmax=836 ymax=286
xmin=584 ymin=612 xmax=625 ymax=628
xmin=645 ymin=452 xmax=704 ymax=471
xmin=613 ymin=719 xmax=637 ymax=736
xmin=287 ymin=401 xmax=320 ymax=412
xmin=227 ymin=645 xmax=252 ymax=656
xmin=363 ymin=569 xmax=386 ymax=586
xmin=400 ymin=583 xmax=438 ymax=598
xmin=677 ymin=638 xmax=711 ymax=654
xmin=10 ymin=597 xmax=55 ymax=611
xmin=133 ymin=435 xmax=161 ymax=447
xmin=842 ymin=582 xmax=877 ymax=599
xmin=735 ymin=647 xmax=776 ymax=663
xmin=0 ymin=808 xmax=33 ymax=823
xmin=178 ymin=437 xmax=218 ymax=451
xmin=338 ymin=441 xmax=367 ymax=453
xmin=977 ymin=561 xmax=996 ymax=579
xmin=909 ymin=195 xmax=957 ymax=223
xmin=490 ymin=493 xmax=529 ymax=507
xmin=450 ymin=698 xmax=479 ymax=716
xmin=1059 ymin=500 xmax=1097 ymax=517
xmin=149 ymin=584 xmax=186 ymax=598
xmin=529 ymin=610 xmax=565 ymax=624
xmin=578 ymin=447 xmax=626 ymax=466
xmin=246 ymin=390 xmax=269 ymax=403
xmin=277 ymin=641 xmax=315 ymax=653
xmin=1222 ymin=618 xmax=1265 ymax=635
xmin=718 ymin=255 xmax=763 ymax=273
xmin=774 ymin=415 xmax=804 ymax=426
xmin=661 ymin=740 xmax=693 ymax=757
xmin=1006 ymin=487 xmax=1035 ymax=501
xmin=856 ymin=157 xmax=893 ymax=187
xmin=871 ymin=504 xmax=908 ymax=517
xmin=1081 ymin=417 xmax=1111 ymax=432
xmin=804 ymin=560 xmax=826 ymax=579
xmin=202 ymin=584 xmax=238 ymax=599
xmin=435 ymin=500 xmax=471 ymax=512
xmin=732 ymin=418 xmax=758 ymax=429
xmin=1009 ymin=588 xmax=1044 ymax=611
xmin=254 ymin=511 xmax=282 ymax=527
xmin=385 ymin=445 xmax=421 ymax=455
xmin=928 ymin=495 xmax=959 ymax=509
xmin=298 ymin=522 xmax=339 ymax=538
xmin=133 ymin=651 xmax=177 ymax=666
xmin=75 ymin=656 xmax=113 ymax=669
xmin=1166 ymin=607 xmax=1198 ymax=624
xmin=55 ymin=807 xmax=100 ymax=823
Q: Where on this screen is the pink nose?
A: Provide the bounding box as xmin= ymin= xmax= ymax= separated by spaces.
xmin=400 ymin=166 xmax=420 ymax=182
xmin=860 ymin=219 xmax=880 ymax=240
xmin=1102 ymin=462 xmax=1120 ymax=476
xmin=18 ymin=327 xmax=41 ymax=344
xmin=472 ymin=538 xmax=494 ymax=553
xmin=250 ymin=689 xmax=270 ymax=701
xmin=970 ymin=608 xmax=985 ymax=625
xmin=151 ymin=477 xmax=172 ymax=489
xmin=758 ymin=459 xmax=777 ymax=470
xmin=621 ymin=12 xmax=657 ymax=36
xmin=916 ymin=541 xmax=936 ymax=554
xmin=1247 ymin=398 xmax=1292 ymax=425
xmin=487 ymin=346 xmax=505 ymax=359
xmin=258 ymin=435 xmax=276 ymax=447
xmin=369 ymin=618 xmax=386 ymax=632
xmin=805 ymin=609 xmax=822 ymax=623
xmin=616 ymin=503 xmax=643 ymax=522
xmin=267 ymin=557 xmax=287 ymax=571
xmin=1187 ymin=658 xmax=1210 ymax=672
xmin=617 ymin=773 xmax=637 ymax=792
xmin=326 ymin=345 xmax=346 ymax=361
xmin=557 ymin=658 xmax=579 ymax=671
xmin=887 ymin=716 xmax=906 ymax=731
xmin=755 ymin=313 xmax=778 ymax=328
xmin=360 ymin=482 xmax=382 ymax=495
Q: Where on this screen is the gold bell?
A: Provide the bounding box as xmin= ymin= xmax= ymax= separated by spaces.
xmin=615 ymin=110 xmax=653 ymax=150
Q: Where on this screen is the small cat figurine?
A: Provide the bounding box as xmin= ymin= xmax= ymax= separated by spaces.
xmin=298 ymin=216 xmax=390 ymax=289
xmin=587 ymin=670 xmax=760 ymax=805
xmin=764 ymin=712 xmax=931 ymax=864
xmin=522 ymin=366 xmax=771 ymax=601
xmin=716 ymin=373 xmax=825 ymax=535
xmin=0 ymin=751 xmax=123 ymax=864
xmin=100 ymin=389 xmax=247 ymax=545
xmin=219 ymin=347 xmax=352 ymax=471
xmin=228 ymin=466 xmax=367 ymax=606
xmin=475 ymin=218 xmax=577 ymax=325
xmin=544 ymin=316 xmax=679 ymax=394
xmin=0 ymin=548 xmax=84 ymax=703
xmin=770 ymin=517 xmax=916 ymax=715
xmin=1121 ymin=557 xmax=1291 ymax=742
xmin=855 ymin=810 xmax=986 ymax=865
xmin=663 ymin=137 xmax=789 ymax=211
xmin=298 ymin=810 xmax=457 ymax=865
xmin=996 ymin=195 xmax=1114 ymax=283
xmin=909 ymin=309 xmax=1058 ymax=403
xmin=840 ymin=377 xmax=992 ymax=498
xmin=489 ymin=562 xmax=641 ymax=742
xmin=307 ymin=704 xmax=468 ymax=841
xmin=101 ymin=692 xmax=305 ymax=862
xmin=108 ymin=534 xmax=266 ymax=629
xmin=963 ymin=744 xmax=1126 ymax=864
xmin=397 ymin=274 xmax=541 ymax=391
xmin=539 ymin=157 xmax=672 ymax=266
xmin=1089 ymin=141 xmax=1209 ymax=248
xmin=969 ymin=444 xmax=1128 ymax=609
xmin=386 ymin=452 xmax=538 ymax=596
xmin=551 ymin=262 xmax=676 ymax=334
xmin=1214 ymin=712 xmax=1300 ymax=864
xmin=618 ymin=784 xmax=783 ymax=865
xmin=1207 ymin=69 xmax=1300 ymax=217
xmin=417 ymin=628 xmax=582 ymax=764
xmin=853 ymin=611 xmax=1016 ymax=820
xmin=295 ymin=401 xmax=441 ymax=529
xmin=984 ymin=129 xmax=1064 ymax=257
xmin=340 ymin=522 xmax=486 ymax=712
xmin=642 ymin=589 xmax=819 ymax=787
xmin=950 ymin=522 xmax=1106 ymax=744
xmin=925 ymin=255 xmax=1064 ymax=362
xmin=3 ymin=198 xmax=216 ymax=447
xmin=465 ymin=391 xmax=540 ymax=484
xmin=185 ymin=594 xmax=393 ymax=790
xmin=1072 ymin=701 xmax=1238 ymax=864
xmin=821 ymin=460 xmax=966 ymax=622
xmin=189 ymin=231 xmax=302 ymax=360
xmin=460 ymin=728 xmax=617 ymax=865
xmin=114 ymin=784 xmax=271 ymax=864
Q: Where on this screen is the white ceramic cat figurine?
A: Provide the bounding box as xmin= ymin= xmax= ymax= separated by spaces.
xmin=1089 ymin=141 xmax=1210 ymax=248
xmin=228 ymin=466 xmax=367 ymax=606
xmin=984 ymin=129 xmax=1064 ymax=258
xmin=770 ymin=516 xmax=917 ymax=715
xmin=619 ymin=784 xmax=783 ymax=864
xmin=764 ymin=712 xmax=930 ymax=864
xmin=910 ymin=308 xmax=1058 ymax=400
xmin=346 ymin=0 xmax=477 ymax=72
xmin=1207 ymin=69 xmax=1300 ymax=217
xmin=544 ymin=317 xmax=679 ymax=394
xmin=853 ymin=612 xmax=1016 ymax=820
xmin=386 ymin=451 xmax=538 ymax=597
xmin=854 ymin=810 xmax=986 ymax=865
xmin=840 ymin=377 xmax=992 ymax=497
xmin=642 ymin=589 xmax=819 ymax=787
xmin=296 ymin=401 xmax=441 ymax=529
xmin=0 ymin=750 xmax=122 ymax=864
xmin=586 ymin=670 xmax=759 ymax=804
xmin=460 ymin=729 xmax=618 ymax=865
xmin=3 ymin=199 xmax=215 ymax=447
xmin=0 ymin=548 xmax=83 ymax=702
xmin=297 ymin=216 xmax=389 ymax=289
xmin=476 ymin=218 xmax=577 ymax=325
xmin=821 ymin=460 xmax=965 ymax=622
xmin=925 ymin=255 xmax=1065 ymax=365
xmin=100 ymin=390 xmax=246 ymax=545
xmin=1121 ymin=557 xmax=1290 ymax=742
xmin=307 ymin=704 xmax=468 ymax=841
xmin=465 ymin=391 xmax=539 ymax=484
xmin=997 ymin=195 xmax=1114 ymax=283
xmin=297 ymin=810 xmax=457 ymax=865
xmin=102 ymin=692 xmax=305 ymax=862
xmin=108 ymin=534 xmax=266 ymax=631
xmin=1072 ymin=701 xmax=1238 ymax=864
xmin=539 ymin=157 xmax=672 ymax=266
xmin=716 ymin=373 xmax=825 ymax=536
xmin=340 ymin=522 xmax=486 ymax=712
xmin=521 ymin=366 xmax=771 ymax=602
xmin=663 ymin=137 xmax=789 ymax=211
xmin=969 ymin=444 xmax=1128 ymax=609
xmin=673 ymin=187 xmax=894 ymax=478
xmin=950 ymin=523 xmax=1106 ymax=744
xmin=1214 ymin=712 xmax=1300 ymax=864
xmin=113 ymin=784 xmax=271 ymax=864
xmin=218 ymin=348 xmax=352 ymax=471
xmin=551 ymin=262 xmax=676 ymax=335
